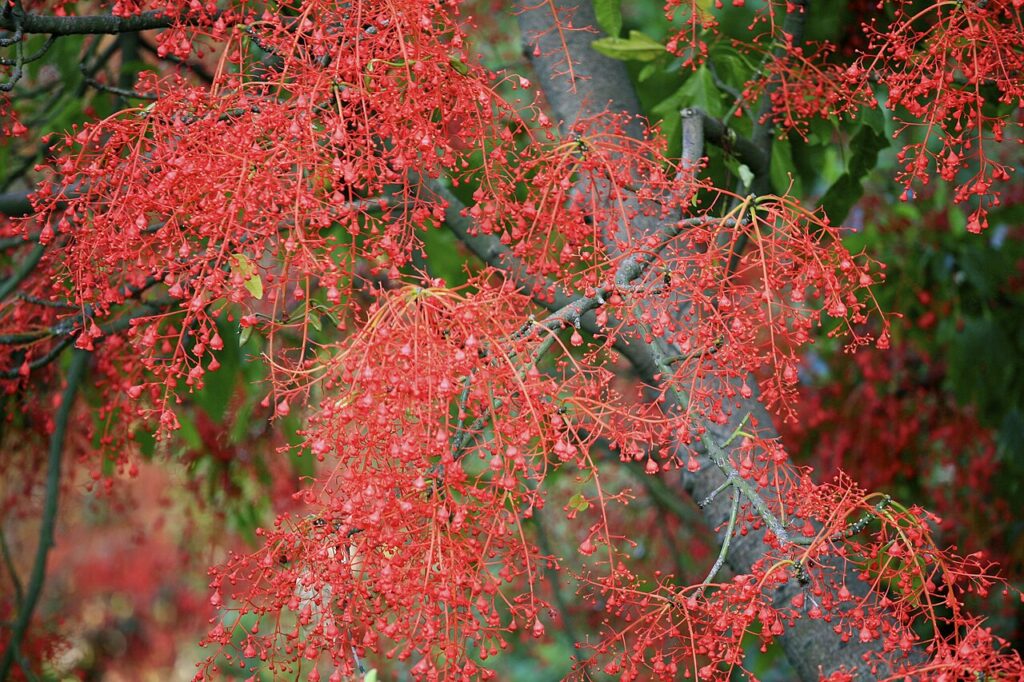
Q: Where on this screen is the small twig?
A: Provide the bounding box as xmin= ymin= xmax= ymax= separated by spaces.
xmin=661 ymin=337 xmax=724 ymax=367
xmin=0 ymin=336 xmax=73 ymax=379
xmin=350 ymin=646 xmax=365 ymax=674
xmin=648 ymin=337 xmax=792 ymax=546
xmin=694 ymin=414 xmax=754 ymax=512
xmin=0 ymin=296 xmax=163 ymax=378
xmin=690 ymin=108 xmax=770 ymax=179
xmin=701 ymin=428 xmax=792 ymax=546
xmin=425 ymin=176 xmax=561 ymax=307
xmin=433 ymin=172 xmax=664 ymax=389
xmin=533 ymin=289 xmax=607 ymax=336
xmin=137 ymin=36 xmax=214 ymax=84
xmin=16 ymin=292 xmax=76 ymax=309
xmin=0 ymin=0 xmax=24 ymax=48
xmin=0 ymin=1 xmax=25 ymax=92
xmin=707 ymin=61 xmax=742 ymax=103
xmin=0 ymin=328 xmax=50 ymax=345
xmin=789 ymin=494 xmax=892 ymax=547
xmin=702 ymin=491 xmax=739 ymax=586
xmin=613 ymin=215 xmax=740 ymax=293
xmin=81 ymin=73 xmax=158 ymax=100
xmin=697 ymin=478 xmax=732 ymax=510
xmin=170 ymin=104 xmax=262 ymax=124
xmin=244 ymin=24 xmax=280 ymax=58
xmin=721 ymin=413 xmax=751 ymax=447
xmin=0 ymin=33 xmax=55 ymax=66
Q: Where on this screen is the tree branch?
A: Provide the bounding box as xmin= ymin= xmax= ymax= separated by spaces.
xmin=138 ymin=35 xmax=215 ymax=84
xmin=0 ymin=348 xmax=88 ymax=679
xmin=515 ymin=1 xmax=918 ymax=679
xmin=0 ymin=242 xmax=44 ymax=300
xmin=430 ymin=177 xmax=662 ymax=381
xmin=686 ymin=107 xmax=770 ymax=181
xmin=516 ymin=0 xmax=642 ymax=138
xmin=0 ymin=190 xmax=34 ymax=217
xmin=0 ymin=9 xmax=214 ymax=36
xmin=0 ymin=528 xmax=24 ymax=606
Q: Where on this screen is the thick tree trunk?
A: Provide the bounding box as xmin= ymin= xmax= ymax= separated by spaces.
xmin=517 ymin=2 xmax=918 ymax=678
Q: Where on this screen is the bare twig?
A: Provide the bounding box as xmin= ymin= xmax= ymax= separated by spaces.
xmin=702 ymin=491 xmax=739 ymax=586
xmin=81 ymin=74 xmax=158 ymax=100
xmin=0 ymin=34 xmax=55 ymax=66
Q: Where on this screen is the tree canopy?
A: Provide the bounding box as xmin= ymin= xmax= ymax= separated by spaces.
xmin=1 ymin=0 xmax=1023 ymax=679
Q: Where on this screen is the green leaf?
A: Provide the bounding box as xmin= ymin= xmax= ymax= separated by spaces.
xmin=230 ymin=254 xmax=264 ymax=300
xmin=230 ymin=398 xmax=256 ymax=443
xmin=694 ymin=0 xmax=715 ymax=24
xmin=949 ymin=318 xmax=1015 ymax=413
xmin=591 ymin=30 xmax=665 ymax=62
xmin=637 ymin=62 xmax=659 ymax=83
xmin=789 ymin=138 xmax=828 ymax=194
xmin=176 ymin=410 xmax=203 ymax=451
xmin=947 ymin=204 xmax=967 ymax=235
xmin=650 ymin=65 xmax=727 ymax=120
xmin=307 ymin=307 xmax=323 ymax=332
xmin=857 ymin=104 xmax=888 ymax=135
xmin=770 ymin=136 xmax=804 ymax=196
xmin=193 ymin=319 xmax=240 ymax=421
xmin=244 ymin=274 xmax=263 ymax=300
xmin=593 ymin=0 xmax=622 ymax=38
xmin=422 ymin=225 xmax=469 ymax=286
xmin=448 ymin=56 xmax=469 ymax=76
xmin=134 ymin=425 xmax=157 ymax=459
xmin=706 ymin=48 xmax=753 ymax=91
xmin=819 ymin=124 xmax=888 ymax=223
xmin=238 ymin=324 xmax=253 ymax=347
xmin=568 ymin=493 xmax=590 ymax=512
xmin=818 ymin=174 xmax=861 ymax=224
xmin=847 ymin=125 xmax=888 ymax=179
xmin=650 ymin=65 xmax=727 ymax=147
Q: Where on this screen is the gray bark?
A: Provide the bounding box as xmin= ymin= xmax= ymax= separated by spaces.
xmin=516 ymin=1 xmax=920 ymax=678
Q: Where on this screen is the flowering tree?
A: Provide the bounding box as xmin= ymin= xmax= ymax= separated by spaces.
xmin=1 ymin=0 xmax=1023 ymax=679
